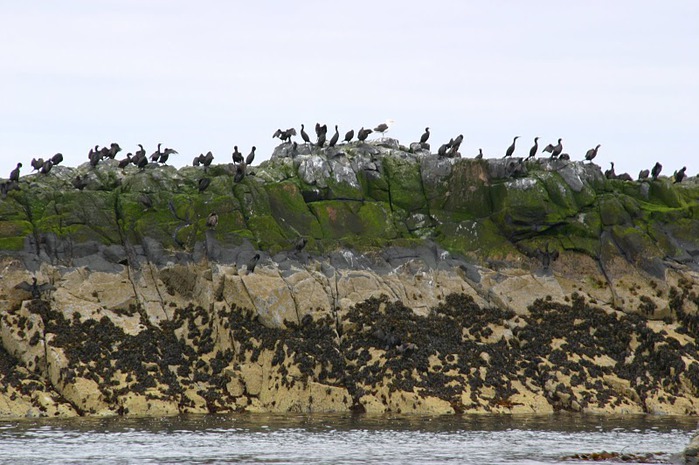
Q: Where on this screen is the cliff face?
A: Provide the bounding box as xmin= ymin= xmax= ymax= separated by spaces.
xmin=1 ymin=139 xmax=698 ymax=418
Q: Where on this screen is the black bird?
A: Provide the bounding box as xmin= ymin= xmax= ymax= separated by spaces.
xmin=198 ymin=177 xmax=211 ymax=192
xmin=135 ymin=144 xmax=146 ymax=159
xmin=118 ymin=154 xmax=132 ymax=168
xmin=72 ymin=175 xmax=88 ymax=191
xmin=150 ymin=143 xmax=163 ymax=162
xmin=107 ymin=143 xmax=121 ymax=159
xmin=246 ymin=146 xmax=256 ymax=166
xmin=201 ymin=151 xmax=214 ymax=167
xmin=206 ymin=212 xmax=218 ymax=228
xmin=159 ymin=147 xmax=177 ymax=164
xmin=438 ymin=144 xmax=449 ymax=157
xmin=14 ymin=277 xmax=55 ymax=300
xmin=9 ymin=162 xmax=21 ymax=182
xmin=344 ymin=129 xmax=354 ymax=143
xmin=674 ymin=166 xmax=687 ymax=183
xmin=316 ymin=132 xmax=326 ymax=148
xmin=300 ymin=124 xmax=311 ymax=145
xmin=30 ymin=158 xmax=44 ymax=171
xmin=273 ymin=128 xmax=296 ymax=143
xmin=233 ymin=163 xmax=246 ymax=183
xmin=651 ymin=162 xmax=662 ymax=180
xmin=315 ymin=123 xmax=327 ymax=138
xmin=604 ymin=162 xmax=616 ymax=179
xmin=246 ymin=253 xmax=261 ymax=274
xmin=373 ymin=120 xmax=393 ymax=136
xmin=585 ymin=144 xmax=601 ymax=162
xmin=638 ymin=169 xmax=650 ymax=181
xmin=451 ymin=134 xmax=464 ymax=151
xmin=357 ymin=127 xmax=372 ymax=141
xmin=328 ymin=125 xmax=339 ymax=148
xmin=475 ymin=148 xmax=484 ymax=160
xmin=420 ymin=127 xmax=430 ymax=144
xmin=193 ymin=155 xmax=202 ymax=167
xmin=51 ymin=153 xmax=63 ymax=165
xmin=543 ymin=138 xmax=563 ymax=158
xmin=559 ymin=153 xmax=570 ymax=160
xmin=504 ymin=136 xmax=520 ymax=158
xmin=290 ymin=142 xmax=298 ymax=157
xmin=136 ymin=154 xmax=148 ymax=169
xmin=232 ymin=146 xmax=243 ymax=164
xmin=40 ymin=160 xmax=53 ymax=174
xmin=527 ymin=137 xmax=539 ymax=160
xmin=295 ymin=237 xmax=308 ymax=252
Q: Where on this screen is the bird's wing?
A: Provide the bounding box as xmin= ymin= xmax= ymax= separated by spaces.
xmin=14 ymin=281 xmax=33 ymax=292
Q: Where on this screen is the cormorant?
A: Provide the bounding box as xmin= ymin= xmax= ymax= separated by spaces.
xmin=201 ymin=151 xmax=214 ymax=167
xmin=438 ymin=144 xmax=448 ymax=157
xmin=451 ymin=134 xmax=464 ymax=152
xmin=51 ymin=153 xmax=63 ymax=165
xmin=315 ymin=123 xmax=327 ymax=138
xmin=159 ymin=147 xmax=177 ymax=164
xmin=504 ymin=136 xmax=520 ymax=158
xmin=118 ymin=154 xmax=132 ymax=168
xmin=9 ymin=163 xmax=21 ymax=182
xmin=273 ymin=128 xmax=296 ymax=143
xmin=135 ymin=144 xmax=146 ymax=159
xmin=136 ymin=154 xmax=148 ymax=169
xmin=198 ymin=177 xmax=211 ymax=192
xmin=527 ymin=137 xmax=539 ymax=160
xmin=651 ymin=162 xmax=662 ymax=180
xmin=585 ymin=144 xmax=600 ymax=162
xmin=233 ymin=163 xmax=246 ymax=183
xmin=420 ymin=127 xmax=430 ymax=144
xmin=107 ymin=143 xmax=121 ymax=159
xmin=40 ymin=160 xmax=53 ymax=174
xmin=674 ymin=166 xmax=687 ymax=183
xmin=72 ymin=175 xmax=88 ymax=191
xmin=246 ymin=146 xmax=256 ymax=166
xmin=193 ymin=155 xmax=202 ymax=167
xmin=357 ymin=127 xmax=372 ymax=141
xmin=14 ymin=277 xmax=55 ymax=299
xmin=206 ymin=212 xmax=218 ymax=228
xmin=543 ymin=139 xmax=563 ymax=158
xmin=232 ymin=146 xmax=243 ymax=164
xmin=559 ymin=153 xmax=570 ymax=160
xmin=295 ymin=237 xmax=308 ymax=252
xmin=344 ymin=129 xmax=354 ymax=143
xmin=150 ymin=143 xmax=163 ymax=162
xmin=328 ymin=125 xmax=339 ymax=147
xmin=475 ymin=148 xmax=484 ymax=160
xmin=246 ymin=253 xmax=261 ymax=274
xmin=316 ymin=132 xmax=326 ymax=148
xmin=638 ymin=169 xmax=650 ymax=181
xmin=604 ymin=162 xmax=616 ymax=179
xmin=31 ymin=158 xmax=44 ymax=171
xmin=300 ymin=124 xmax=311 ymax=145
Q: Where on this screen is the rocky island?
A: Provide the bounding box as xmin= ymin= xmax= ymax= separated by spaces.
xmin=1 ymin=139 xmax=698 ymax=418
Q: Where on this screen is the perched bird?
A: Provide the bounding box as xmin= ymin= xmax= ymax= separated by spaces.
xmin=300 ymin=124 xmax=311 ymax=145
xmin=246 ymin=253 xmax=261 ymax=274
xmin=159 ymin=147 xmax=177 ymax=164
xmin=118 ymin=154 xmax=132 ymax=168
xmin=559 ymin=153 xmax=570 ymax=160
xmin=651 ymin=162 xmax=662 ymax=180
xmin=14 ymin=277 xmax=55 ymax=300
xmin=40 ymin=160 xmax=53 ymax=174
xmin=72 ymin=175 xmax=88 ymax=191
xmin=201 ymin=151 xmax=214 ymax=167
xmin=193 ymin=155 xmax=202 ymax=167
xmin=451 ymin=134 xmax=464 ymax=150
xmin=246 ymin=146 xmax=256 ymax=166
xmin=604 ymin=162 xmax=616 ymax=179
xmin=295 ymin=237 xmax=308 ymax=252
xmin=585 ymin=144 xmax=601 ymax=162
xmin=316 ymin=132 xmax=326 ymax=148
xmin=543 ymin=138 xmax=563 ymax=158
xmin=438 ymin=144 xmax=449 ymax=157
xmin=373 ymin=119 xmax=394 ymax=136
xmin=136 ymin=154 xmax=148 ymax=169
xmin=273 ymin=128 xmax=296 ymax=143
xmin=232 ymin=146 xmax=243 ymax=164
xmin=150 ymin=143 xmax=163 ymax=162
xmin=198 ymin=177 xmax=211 ymax=192
xmin=344 ymin=129 xmax=354 ymax=143
xmin=504 ymin=136 xmax=520 ymax=158
xmin=9 ymin=163 xmax=21 ymax=182
xmin=107 ymin=143 xmax=121 ymax=159
xmin=475 ymin=148 xmax=484 ymax=160
xmin=638 ymin=169 xmax=650 ymax=181
xmin=527 ymin=137 xmax=539 ymax=160
xmin=420 ymin=127 xmax=430 ymax=144
xmin=315 ymin=123 xmax=327 ymax=138
xmin=357 ymin=127 xmax=372 ymax=141
xmin=233 ymin=163 xmax=246 ymax=183
xmin=135 ymin=144 xmax=146 ymax=159
xmin=30 ymin=158 xmax=44 ymax=171
xmin=206 ymin=212 xmax=218 ymax=228
xmin=328 ymin=125 xmax=339 ymax=148
xmin=674 ymin=166 xmax=687 ymax=183
xmin=49 ymin=153 xmax=63 ymax=166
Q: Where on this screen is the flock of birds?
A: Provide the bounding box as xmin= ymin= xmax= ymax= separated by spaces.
xmin=1 ymin=120 xmax=692 ymax=199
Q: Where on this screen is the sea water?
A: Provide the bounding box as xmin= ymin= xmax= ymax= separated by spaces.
xmin=0 ymin=413 xmax=695 ymax=464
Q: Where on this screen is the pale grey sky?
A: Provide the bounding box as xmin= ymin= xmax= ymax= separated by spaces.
xmin=1 ymin=1 xmax=697 ymax=179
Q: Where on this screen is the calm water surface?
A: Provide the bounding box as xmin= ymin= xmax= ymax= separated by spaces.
xmin=0 ymin=414 xmax=696 ymax=464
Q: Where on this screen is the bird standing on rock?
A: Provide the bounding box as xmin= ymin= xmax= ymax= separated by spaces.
xmin=246 ymin=253 xmax=260 ymax=274
xmin=9 ymin=163 xmax=21 ymax=182
xmin=300 ymin=124 xmax=311 ymax=145
xmin=420 ymin=127 xmax=430 ymax=144
xmin=328 ymin=125 xmax=339 ymax=148
xmin=527 ymin=137 xmax=539 ymax=160
xmin=232 ymin=146 xmax=243 ymax=164
xmin=344 ymin=129 xmax=354 ymax=143
xmin=475 ymin=148 xmax=484 ymax=160
xmin=504 ymin=136 xmax=519 ymax=158
xmin=651 ymin=162 xmax=662 ymax=180
xmin=357 ymin=127 xmax=372 ymax=141
xmin=543 ymin=139 xmax=563 ymax=158
xmin=246 ymin=146 xmax=256 ymax=166
xmin=585 ymin=144 xmax=600 ymax=162
xmin=373 ymin=119 xmax=394 ymax=137
xmin=674 ymin=166 xmax=687 ymax=183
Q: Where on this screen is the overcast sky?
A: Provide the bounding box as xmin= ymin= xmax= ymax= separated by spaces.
xmin=1 ymin=1 xmax=697 ymax=180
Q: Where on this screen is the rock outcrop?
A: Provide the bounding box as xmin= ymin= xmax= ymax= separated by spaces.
xmin=1 ymin=139 xmax=698 ymax=418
